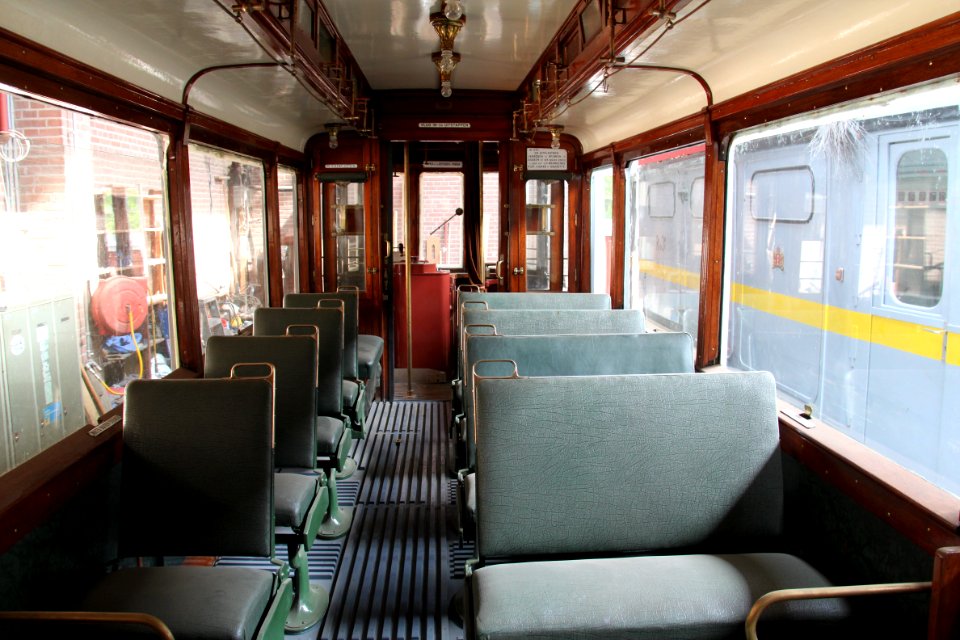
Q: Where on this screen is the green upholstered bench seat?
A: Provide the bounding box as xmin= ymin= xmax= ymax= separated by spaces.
xmin=467 ymin=372 xmax=850 ymax=639
xmin=472 ymin=553 xmax=848 ymax=640
xmin=84 ymin=566 xmax=275 ymax=640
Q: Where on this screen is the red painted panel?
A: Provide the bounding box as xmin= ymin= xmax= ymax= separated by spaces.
xmin=393 ymin=263 xmax=452 ymax=374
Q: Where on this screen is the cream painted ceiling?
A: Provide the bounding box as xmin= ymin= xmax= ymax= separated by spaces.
xmin=322 ymin=0 xmax=579 ymax=91
xmin=0 ymin=0 xmax=956 ymax=153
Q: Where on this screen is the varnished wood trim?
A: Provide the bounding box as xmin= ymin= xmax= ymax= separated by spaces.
xmin=167 ymin=130 xmax=203 ymax=373
xmin=695 ymin=128 xmax=724 ymax=368
xmin=265 ymin=156 xmax=284 ymax=307
xmin=929 ymin=547 xmax=960 ymax=640
xmin=778 ymin=404 xmax=960 ymax=556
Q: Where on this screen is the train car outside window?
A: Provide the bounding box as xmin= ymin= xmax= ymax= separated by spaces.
xmin=419 ymin=172 xmax=464 ymax=269
xmin=0 ymin=86 xmax=175 ymax=474
xmin=723 ymin=77 xmax=959 ymax=497
xmin=590 ymin=166 xmax=613 ymax=294
xmin=624 ymin=145 xmax=705 ymax=338
xmin=750 ymin=167 xmax=816 ymax=222
xmin=188 ymin=144 xmax=267 ymax=348
xmin=278 ymin=166 xmax=300 ymax=296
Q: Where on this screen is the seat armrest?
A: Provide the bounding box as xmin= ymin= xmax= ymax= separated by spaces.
xmin=746 ymin=581 xmax=931 ymax=640
xmin=0 ymin=611 xmax=174 ymax=639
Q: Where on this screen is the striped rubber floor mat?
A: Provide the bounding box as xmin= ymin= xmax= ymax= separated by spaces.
xmin=220 ymin=400 xmax=474 ymax=639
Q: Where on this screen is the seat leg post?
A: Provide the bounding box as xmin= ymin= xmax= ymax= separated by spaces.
xmin=318 ymin=468 xmax=353 ymax=539
xmin=283 ymin=542 xmax=329 ymax=633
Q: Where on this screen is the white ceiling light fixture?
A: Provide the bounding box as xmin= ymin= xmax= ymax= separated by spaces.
xmin=325 ymin=123 xmax=341 ymax=149
xmin=443 ymin=0 xmax=464 ymax=21
xmin=431 ymin=3 xmax=465 ymax=98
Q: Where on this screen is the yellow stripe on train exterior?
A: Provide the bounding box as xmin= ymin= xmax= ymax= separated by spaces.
xmin=636 ymin=260 xmax=959 ymax=366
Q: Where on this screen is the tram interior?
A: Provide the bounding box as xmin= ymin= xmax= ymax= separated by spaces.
xmin=0 ymin=0 xmax=959 ymax=639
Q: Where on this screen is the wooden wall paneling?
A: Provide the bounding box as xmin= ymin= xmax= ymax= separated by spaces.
xmin=265 ymin=156 xmax=284 ymax=307
xmin=167 ymin=125 xmax=203 ymax=372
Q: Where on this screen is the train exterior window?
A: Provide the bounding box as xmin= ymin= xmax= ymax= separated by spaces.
xmin=188 ymin=144 xmax=267 ymax=348
xmin=750 ymin=167 xmax=816 ymax=222
xmin=624 ymin=144 xmax=705 ymax=337
xmin=482 ymin=171 xmax=500 ymax=269
xmin=888 ymin=148 xmax=947 ymax=308
xmin=524 ymin=178 xmax=569 ymax=291
xmin=648 ymin=182 xmax=677 ymax=218
xmin=590 ymin=166 xmax=613 ymax=294
xmin=419 ymin=172 xmax=464 ymax=269
xmin=723 ymin=78 xmax=959 ymax=496
xmin=0 ymin=87 xmax=175 ymax=474
xmin=278 ymin=166 xmax=300 ymax=296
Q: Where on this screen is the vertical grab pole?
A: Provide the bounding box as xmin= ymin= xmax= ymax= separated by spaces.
xmin=404 ymin=142 xmax=414 ymax=395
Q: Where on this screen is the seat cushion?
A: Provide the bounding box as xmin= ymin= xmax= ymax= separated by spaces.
xmin=342 ymin=379 xmax=360 ymax=410
xmin=316 ymin=415 xmax=346 ymax=455
xmin=464 ymin=472 xmax=476 ymax=517
xmin=357 ymin=334 xmax=383 ymax=379
xmin=472 ymin=553 xmax=849 ymax=640
xmin=84 ymin=566 xmax=274 ymax=640
xmin=274 ymin=473 xmax=317 ymax=529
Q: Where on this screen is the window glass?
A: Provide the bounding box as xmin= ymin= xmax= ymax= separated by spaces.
xmin=888 ymin=148 xmax=947 ymax=308
xmin=624 ymin=145 xmax=705 ymax=337
xmin=723 ymin=78 xmax=959 ymax=496
xmin=392 ymin=172 xmax=405 ymax=259
xmin=590 ymin=166 xmax=613 ymax=294
xmin=330 ymin=180 xmax=365 ymax=290
xmin=482 ymin=171 xmax=500 ymax=266
xmin=525 ymin=178 xmax=569 ymax=291
xmin=648 ymin=182 xmax=676 ymax=218
xmin=189 ymin=144 xmax=266 ymax=347
xmin=278 ymin=166 xmax=299 ymax=296
xmin=0 ymin=87 xmax=175 ymax=473
xmin=419 ymin=172 xmax=463 ymax=269
xmin=750 ymin=167 xmax=815 ymax=222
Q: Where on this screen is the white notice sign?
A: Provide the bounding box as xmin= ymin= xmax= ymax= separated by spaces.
xmin=423 ymin=161 xmax=463 ymax=168
xmin=526 ymin=148 xmax=568 ymax=171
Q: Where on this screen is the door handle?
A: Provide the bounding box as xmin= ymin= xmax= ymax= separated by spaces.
xmin=496 ymin=258 xmax=504 ymax=283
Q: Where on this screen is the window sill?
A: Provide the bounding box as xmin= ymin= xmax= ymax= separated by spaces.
xmin=777 ymin=402 xmax=960 ymax=555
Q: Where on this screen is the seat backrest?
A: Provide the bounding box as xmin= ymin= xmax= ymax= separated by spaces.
xmin=461 ymin=331 xmax=692 ymax=468
xmin=204 ymin=335 xmax=317 ymax=469
xmin=284 ymin=292 xmax=359 ymax=379
xmin=474 ymin=371 xmax=782 ymax=559
xmin=455 ymin=293 xmax=612 ymax=370
xmin=119 ymin=378 xmax=275 ymax=558
xmin=253 ymin=307 xmax=344 ymax=417
xmin=458 ymin=308 xmax=645 ymax=380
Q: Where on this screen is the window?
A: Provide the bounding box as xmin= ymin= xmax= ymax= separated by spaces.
xmin=624 ymin=145 xmax=705 ymax=337
xmin=590 ymin=166 xmax=613 ymax=294
xmin=328 ymin=180 xmax=366 ymax=290
xmin=0 ymin=87 xmax=175 ymax=474
xmin=888 ymin=148 xmax=947 ymax=308
xmin=723 ymin=78 xmax=959 ymax=497
xmin=524 ymin=177 xmax=569 ymax=291
xmin=419 ymin=172 xmax=464 ymax=269
xmin=278 ymin=166 xmax=299 ymax=296
xmin=189 ymin=144 xmax=267 ymax=347
xmin=750 ymin=167 xmax=815 ymax=222
xmin=482 ymin=171 xmax=500 ymax=267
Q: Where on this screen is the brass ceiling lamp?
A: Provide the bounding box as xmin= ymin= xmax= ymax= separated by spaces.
xmin=431 ymin=2 xmax=465 ymax=98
